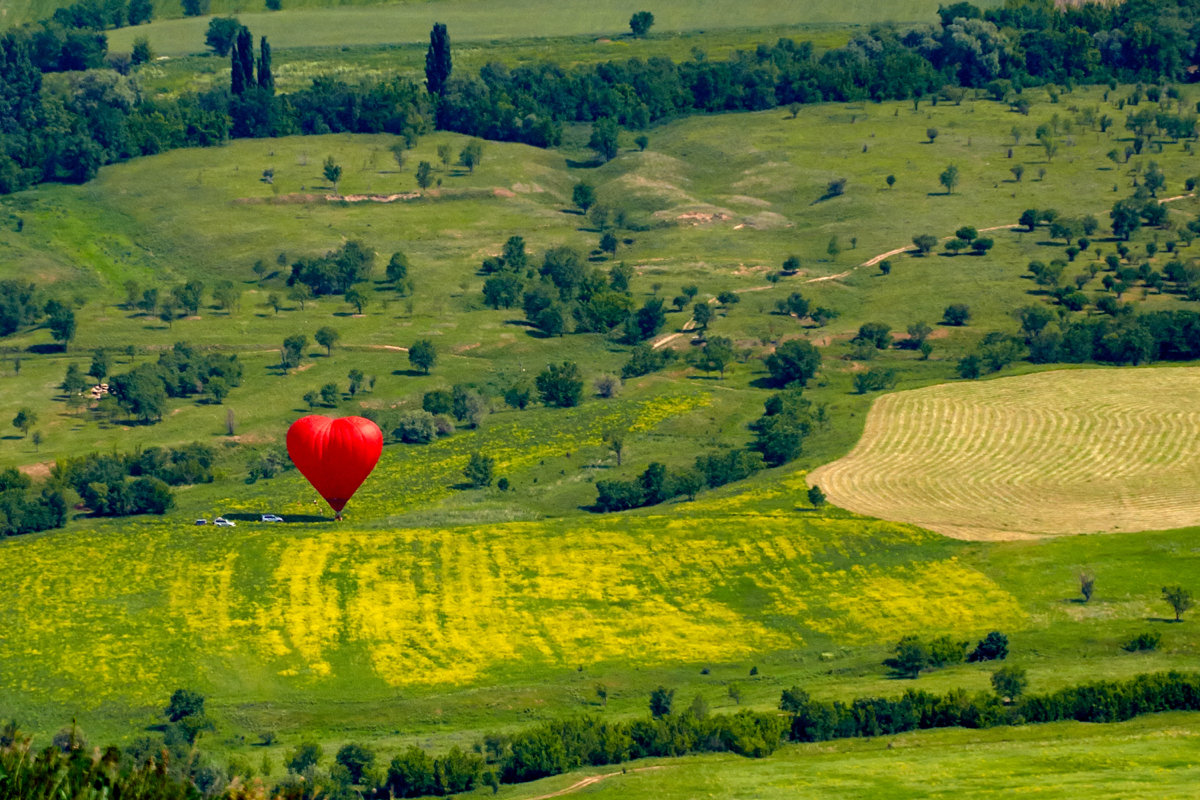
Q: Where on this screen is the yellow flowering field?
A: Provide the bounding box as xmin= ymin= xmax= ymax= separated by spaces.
xmin=0 ymin=509 xmax=1023 ymax=711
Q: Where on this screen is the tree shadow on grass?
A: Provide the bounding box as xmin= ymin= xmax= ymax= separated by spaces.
xmin=1146 ymin=617 xmax=1184 ymax=623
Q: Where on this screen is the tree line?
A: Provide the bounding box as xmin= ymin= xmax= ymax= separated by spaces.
xmin=15 ymin=668 xmax=1198 ymax=800
xmin=6 ymin=0 xmax=1200 ymax=192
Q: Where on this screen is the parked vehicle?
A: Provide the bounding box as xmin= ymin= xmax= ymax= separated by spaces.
xmin=213 ymin=517 xmax=235 ymax=527
xmin=261 ymin=514 xmax=284 ymax=523
xmin=194 ymin=519 xmax=208 ymax=525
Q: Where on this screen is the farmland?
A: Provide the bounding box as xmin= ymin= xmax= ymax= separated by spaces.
xmin=810 ymin=367 xmax=1200 ymax=540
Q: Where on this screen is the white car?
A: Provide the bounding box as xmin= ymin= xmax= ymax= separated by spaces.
xmin=213 ymin=517 xmax=236 ymax=527
xmin=261 ymin=514 xmax=284 ymax=523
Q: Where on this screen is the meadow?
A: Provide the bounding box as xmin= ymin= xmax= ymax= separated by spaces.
xmin=5 ymin=25 xmax=1200 ymax=792
xmin=96 ymin=0 xmax=958 ymax=56
xmin=497 ymin=713 xmax=1200 ymax=799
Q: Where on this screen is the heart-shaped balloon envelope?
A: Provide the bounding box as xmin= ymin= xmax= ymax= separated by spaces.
xmin=286 ymin=415 xmax=383 ymax=514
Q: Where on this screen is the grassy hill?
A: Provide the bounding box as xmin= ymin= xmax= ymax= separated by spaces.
xmin=4 ymin=60 xmax=1200 ymax=795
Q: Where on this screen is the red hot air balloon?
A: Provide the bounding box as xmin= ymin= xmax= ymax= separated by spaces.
xmin=286 ymin=415 xmax=383 ymax=519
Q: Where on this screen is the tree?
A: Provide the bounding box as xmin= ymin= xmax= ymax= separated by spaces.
xmin=912 ymin=234 xmax=938 ymax=255
xmin=386 ymin=251 xmax=411 ymax=284
xmin=12 ymin=408 xmax=36 ymax=437
xmin=288 ymin=284 xmax=312 ymax=310
xmin=589 ymin=118 xmax=620 ymax=162
xmin=205 ymin=17 xmax=241 ymax=57
xmin=968 ymin=631 xmax=1009 ymax=662
xmin=281 ymin=334 xmax=307 ymax=369
xmin=47 ymin=306 xmax=76 ymax=348
xmin=460 ymin=140 xmax=483 ymax=172
xmin=88 ymin=349 xmax=110 ymax=382
xmin=323 ymin=156 xmax=342 ymax=194
xmin=62 ymin=363 xmax=88 ymax=397
xmin=629 ymin=11 xmax=655 ymax=36
xmin=31 ymin=430 xmax=42 ymax=451
xmin=599 ymin=231 xmax=618 ymax=257
xmin=409 ymin=339 xmax=437 ymax=374
xmin=416 ymin=160 xmax=434 ymax=190
xmin=463 ymin=452 xmax=495 ymax=488
xmin=649 ymin=686 xmax=673 ymax=718
xmin=690 ymin=336 xmax=735 ymax=378
xmin=181 ymin=0 xmax=211 ymax=16
xmin=939 ymin=164 xmax=959 ymax=194
xmin=886 ymin=174 xmax=895 ymax=189
xmin=572 ymin=182 xmax=596 ymax=212
xmin=765 ymin=340 xmax=821 ymax=387
xmin=943 ymin=303 xmax=971 ymax=326
xmin=992 ymin=666 xmax=1028 ymax=703
xmin=1011 ymin=164 xmax=1024 ymax=182
xmin=315 ymin=326 xmax=339 ymax=356
xmin=288 ymin=742 xmax=322 ymax=775
xmin=267 ymin=293 xmax=282 ymax=315
xmin=883 ymin=636 xmax=929 ymax=678
xmin=692 ymin=302 xmax=712 ymax=330
xmin=319 ymin=383 xmax=338 ymax=407
xmin=594 ymin=373 xmax=621 ymax=398
xmin=1162 ymin=585 xmax=1194 ymax=621
xmin=536 ymin=361 xmax=584 ymax=408
xmin=131 ymin=37 xmax=153 ymax=66
xmin=257 ymin=36 xmax=274 ymax=93
xmin=807 ymin=485 xmax=826 ymax=507
xmin=344 ymin=287 xmax=367 ymax=314
xmin=1080 ymin=572 xmax=1096 ymax=602
xmin=1019 ymin=208 xmax=1039 ymax=231
xmin=165 ymin=689 xmax=205 ymax=722
xmin=957 ymin=354 xmax=982 ymax=379
xmin=335 ymin=743 xmax=375 ymax=785
xmin=926 ymin=127 xmax=939 ymax=143
xmin=635 ymin=134 xmax=649 ymax=151
xmin=212 ymin=281 xmax=240 ymax=313
xmin=425 ymin=23 xmax=452 ymax=95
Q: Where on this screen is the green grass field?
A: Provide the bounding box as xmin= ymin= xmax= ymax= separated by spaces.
xmin=3 ymin=61 xmax=1200 ymax=794
xmin=499 ymin=714 xmax=1200 ymax=799
xmin=92 ymin=1 xmax=964 ymax=55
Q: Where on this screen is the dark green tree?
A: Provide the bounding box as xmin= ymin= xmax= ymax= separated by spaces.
xmin=1162 ymin=585 xmax=1194 ymax=621
xmin=649 ymin=685 xmax=673 ymax=718
xmin=335 ymin=743 xmax=375 ymax=785
xmin=589 ymin=118 xmax=620 ymax=162
xmin=257 ymin=36 xmax=274 ymax=94
xmin=312 ymin=326 xmax=338 ymax=356
xmin=463 ymin=452 xmax=495 ymax=488
xmin=425 ymin=23 xmax=452 ymax=95
xmin=629 ymin=11 xmax=655 ymax=36
xmin=764 ymin=339 xmax=821 ymax=387
xmin=536 ymin=361 xmax=584 ymax=408
xmin=992 ymin=666 xmax=1028 ymax=702
xmin=409 ymin=339 xmax=437 ymax=374
xmin=281 ymin=334 xmax=307 ymax=369
xmin=206 ymin=17 xmax=241 ymax=57
xmin=884 ymin=636 xmax=929 ymax=679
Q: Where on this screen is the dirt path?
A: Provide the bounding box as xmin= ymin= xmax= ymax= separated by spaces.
xmin=524 ymin=766 xmax=667 ymax=800
xmin=643 ymin=193 xmax=1198 ymax=352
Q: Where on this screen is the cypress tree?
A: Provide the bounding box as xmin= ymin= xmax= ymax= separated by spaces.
xmin=425 ymin=22 xmax=451 ymax=95
xmin=257 ymin=36 xmax=273 ymax=94
xmin=237 ymin=27 xmax=255 ymax=94
xmin=230 ymin=45 xmax=245 ymax=95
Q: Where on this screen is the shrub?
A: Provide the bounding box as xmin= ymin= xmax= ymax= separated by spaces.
xmin=1123 ymin=631 xmax=1161 ymax=652
xmin=968 ymin=631 xmax=1009 ymax=662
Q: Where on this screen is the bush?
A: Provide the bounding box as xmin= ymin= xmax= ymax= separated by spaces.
xmin=164 ymin=688 xmax=205 ymax=722
xmin=1123 ymin=631 xmax=1161 ymax=652
xmin=968 ymin=631 xmax=1009 ymax=662
xmin=393 ymin=411 xmax=438 ymax=444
